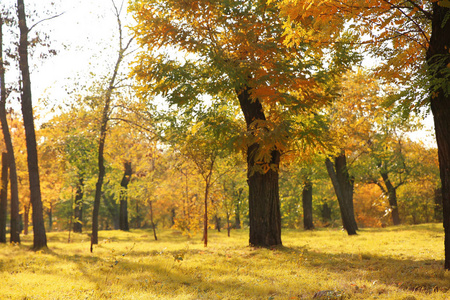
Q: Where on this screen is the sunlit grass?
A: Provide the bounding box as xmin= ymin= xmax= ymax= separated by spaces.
xmin=1 ymin=224 xmax=449 ymax=299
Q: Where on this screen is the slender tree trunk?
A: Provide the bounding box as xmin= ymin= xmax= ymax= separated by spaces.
xmin=47 ymin=203 xmax=52 ymax=232
xmin=91 ymin=28 xmax=126 ymax=252
xmin=237 ymin=86 xmax=282 ymax=247
xmin=203 ymin=182 xmax=210 ymax=247
xmin=427 ymin=1 xmax=450 ymax=270
xmin=119 ymin=161 xmax=132 ymax=231
xmin=73 ymin=176 xmax=84 ymax=233
xmin=1 ymin=13 xmax=20 ymax=245
xmin=149 ymin=200 xmax=157 ymax=240
xmin=234 ymin=188 xmax=242 ymax=229
xmin=325 ymin=154 xmax=357 ymax=235
xmin=226 ymin=211 xmax=231 ymax=237
xmin=302 ymin=179 xmax=314 ymax=230
xmin=23 ymin=203 xmax=29 ymax=235
xmin=380 ymin=171 xmax=401 ymax=225
xmin=17 ymin=0 xmax=47 ymax=250
xmin=0 ymin=152 xmax=8 ymax=243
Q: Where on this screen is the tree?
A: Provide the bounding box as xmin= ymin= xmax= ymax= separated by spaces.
xmin=17 ymin=0 xmax=46 ymax=250
xmin=90 ymin=0 xmax=134 ymax=252
xmin=119 ymin=161 xmax=132 ymax=231
xmin=130 ymin=0 xmax=351 ymax=247
xmin=0 ymin=11 xmax=20 ymax=245
xmin=0 ymin=152 xmax=7 ymax=243
xmin=275 ymin=0 xmax=450 ymax=270
xmin=325 ymin=153 xmax=358 ymax=235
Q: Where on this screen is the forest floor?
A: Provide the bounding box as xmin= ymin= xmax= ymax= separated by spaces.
xmin=0 ymin=224 xmax=449 ymax=299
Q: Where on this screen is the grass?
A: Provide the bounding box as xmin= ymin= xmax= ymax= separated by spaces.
xmin=0 ymin=224 xmax=449 ymax=299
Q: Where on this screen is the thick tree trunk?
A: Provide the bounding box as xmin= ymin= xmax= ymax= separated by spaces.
xmin=380 ymin=171 xmax=401 ymax=225
xmin=73 ymin=177 xmax=84 ymax=233
xmin=302 ymin=179 xmax=314 ymax=230
xmin=325 ymin=154 xmax=358 ymax=235
xmin=17 ymin=0 xmax=47 ymax=250
xmin=237 ymin=86 xmax=282 ymax=247
xmin=1 ymin=12 xmax=20 ymax=245
xmin=427 ymin=2 xmax=450 ymax=270
xmin=119 ymin=161 xmax=132 ymax=231
xmin=0 ymin=152 xmax=8 ymax=243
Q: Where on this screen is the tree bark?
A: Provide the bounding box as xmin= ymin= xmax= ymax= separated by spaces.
xmin=435 ymin=187 xmax=443 ymax=222
xmin=380 ymin=171 xmax=401 ymax=225
xmin=325 ymin=154 xmax=357 ymax=235
xmin=427 ymin=2 xmax=450 ymax=270
xmin=237 ymin=86 xmax=282 ymax=247
xmin=73 ymin=176 xmax=84 ymax=233
xmin=0 ymin=152 xmax=8 ymax=243
xmin=119 ymin=161 xmax=132 ymax=231
xmin=1 ymin=13 xmax=20 ymax=245
xmin=302 ymin=179 xmax=314 ymax=230
xmin=17 ymin=0 xmax=47 ymax=250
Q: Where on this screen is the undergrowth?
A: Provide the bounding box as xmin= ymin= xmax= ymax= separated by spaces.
xmin=0 ymin=224 xmax=449 ymax=299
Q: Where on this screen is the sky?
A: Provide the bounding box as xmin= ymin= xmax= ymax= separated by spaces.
xmin=1 ymin=0 xmax=437 ymax=147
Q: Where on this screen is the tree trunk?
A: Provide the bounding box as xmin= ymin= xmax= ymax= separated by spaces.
xmin=380 ymin=171 xmax=401 ymax=225
xmin=234 ymin=188 xmax=242 ymax=229
xmin=119 ymin=161 xmax=132 ymax=231
xmin=427 ymin=1 xmax=450 ymax=270
xmin=47 ymin=203 xmax=52 ymax=232
xmin=0 ymin=152 xmax=8 ymax=243
xmin=149 ymin=200 xmax=157 ymax=240
xmin=302 ymin=179 xmax=314 ymax=230
xmin=91 ymin=37 xmax=123 ymax=252
xmin=325 ymin=154 xmax=357 ymax=235
xmin=23 ymin=203 xmax=30 ymax=235
xmin=214 ymin=214 xmax=221 ymax=232
xmin=1 ymin=12 xmax=20 ymax=245
xmin=17 ymin=0 xmax=47 ymax=250
xmin=203 ymin=182 xmax=210 ymax=247
xmin=321 ymin=202 xmax=332 ymax=224
xmin=226 ymin=211 xmax=231 ymax=237
xmin=73 ymin=176 xmax=84 ymax=233
xmin=237 ymin=86 xmax=282 ymax=247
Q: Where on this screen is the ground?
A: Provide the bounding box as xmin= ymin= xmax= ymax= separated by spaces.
xmin=0 ymin=224 xmax=449 ymax=299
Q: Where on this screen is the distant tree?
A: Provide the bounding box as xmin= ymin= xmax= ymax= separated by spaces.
xmin=119 ymin=161 xmax=132 ymax=231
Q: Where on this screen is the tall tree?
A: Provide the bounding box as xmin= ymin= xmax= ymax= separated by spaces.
xmin=0 ymin=12 xmax=20 ymax=245
xmin=130 ymin=0 xmax=351 ymax=247
xmin=17 ymin=0 xmax=46 ymax=250
xmin=427 ymin=1 xmax=450 ymax=271
xmin=276 ymin=0 xmax=450 ymax=271
xmin=90 ymin=0 xmax=133 ymax=251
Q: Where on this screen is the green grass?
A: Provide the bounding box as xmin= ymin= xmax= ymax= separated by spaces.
xmin=1 ymin=224 xmax=449 ymax=299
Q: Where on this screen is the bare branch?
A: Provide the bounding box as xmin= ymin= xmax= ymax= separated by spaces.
xmin=29 ymin=12 xmax=65 ymax=33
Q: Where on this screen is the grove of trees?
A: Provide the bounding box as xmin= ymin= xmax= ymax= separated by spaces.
xmin=0 ymin=0 xmax=449 ymax=270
